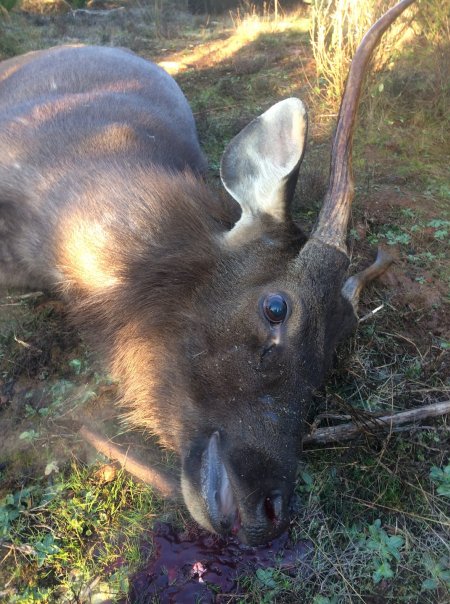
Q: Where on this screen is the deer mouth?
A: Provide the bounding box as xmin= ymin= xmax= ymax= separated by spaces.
xmin=181 ymin=431 xmax=290 ymax=545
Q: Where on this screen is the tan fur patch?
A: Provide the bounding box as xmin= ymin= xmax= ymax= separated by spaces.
xmin=62 ymin=219 xmax=119 ymax=291
xmin=0 ymin=63 xmax=23 ymax=85
xmin=79 ymin=123 xmax=139 ymax=154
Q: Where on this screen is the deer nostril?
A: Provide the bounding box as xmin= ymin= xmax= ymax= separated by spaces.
xmin=264 ymin=491 xmax=283 ymax=523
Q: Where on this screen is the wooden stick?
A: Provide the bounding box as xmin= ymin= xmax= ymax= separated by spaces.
xmin=79 ymin=425 xmax=180 ymax=498
xmin=302 ymin=400 xmax=450 ymax=446
xmin=71 ymin=8 xmax=125 ymax=17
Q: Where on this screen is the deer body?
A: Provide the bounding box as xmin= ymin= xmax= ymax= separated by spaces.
xmin=0 ymin=45 xmax=207 ymax=289
xmin=0 ymin=0 xmax=413 ymax=547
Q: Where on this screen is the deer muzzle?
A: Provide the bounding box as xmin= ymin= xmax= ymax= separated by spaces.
xmin=182 ymin=431 xmax=293 ymax=545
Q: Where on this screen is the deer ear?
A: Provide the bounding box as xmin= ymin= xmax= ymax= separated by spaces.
xmin=220 ymin=98 xmax=307 ymax=246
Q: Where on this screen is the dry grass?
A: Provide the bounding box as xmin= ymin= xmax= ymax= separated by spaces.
xmin=19 ymin=0 xmax=70 ymax=14
xmin=309 ymin=0 xmax=417 ymax=110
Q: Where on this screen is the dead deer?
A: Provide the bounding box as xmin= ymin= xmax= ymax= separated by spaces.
xmin=0 ymin=1 xmax=414 ymax=545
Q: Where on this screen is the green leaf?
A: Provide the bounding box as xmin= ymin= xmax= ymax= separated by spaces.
xmin=300 ymin=470 xmax=314 ymax=486
xmin=388 ymin=536 xmax=404 ymax=559
xmin=434 ymin=229 xmax=448 ymax=240
xmin=430 ymin=465 xmax=450 ymax=498
xmin=427 ymin=219 xmax=450 ymax=228
xmin=373 ymin=561 xmax=394 ymax=583
xmin=256 ymin=568 xmax=277 ymax=588
xmin=421 ymin=577 xmax=438 ymax=590
xmin=440 ymin=569 xmax=450 ymax=583
xmin=69 ymin=358 xmax=82 ymax=374
xmin=437 ymin=484 xmax=450 ymax=497
xmin=19 ymin=429 xmax=39 ymax=442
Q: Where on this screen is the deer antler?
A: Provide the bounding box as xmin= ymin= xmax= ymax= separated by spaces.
xmin=312 ymin=0 xmax=416 ymax=252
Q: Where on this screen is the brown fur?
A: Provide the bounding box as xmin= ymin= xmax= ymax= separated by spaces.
xmin=0 ymin=45 xmax=360 ymax=545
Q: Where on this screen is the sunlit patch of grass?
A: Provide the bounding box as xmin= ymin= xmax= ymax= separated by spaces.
xmin=0 ymin=463 xmax=164 ymax=602
xmin=18 ymin=0 xmax=70 ymax=14
xmin=158 ymin=5 xmax=309 ymax=75
xmin=310 ymin=0 xmax=417 ymax=109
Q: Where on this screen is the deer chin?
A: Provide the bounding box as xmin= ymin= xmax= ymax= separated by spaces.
xmin=181 ymin=432 xmax=291 ymax=545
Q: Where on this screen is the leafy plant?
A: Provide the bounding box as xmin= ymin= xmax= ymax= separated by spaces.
xmin=430 ymin=464 xmax=450 ymax=498
xmin=0 ymin=487 xmax=36 ymax=538
xmin=382 ymin=228 xmax=411 ymax=246
xmin=299 ymin=469 xmax=314 ymax=493
xmin=368 ymin=224 xmax=412 ymax=246
xmin=313 ymin=597 xmax=338 ymax=604
xmin=8 ymin=586 xmax=52 ymax=603
xmin=19 ymin=429 xmax=40 ymax=442
xmin=359 ymin=519 xmax=404 ymax=584
xmin=252 ymin=567 xmax=292 ymax=603
xmin=34 ymin=533 xmax=60 ymax=567
xmin=421 ymin=555 xmax=450 ymax=591
xmin=427 ymin=219 xmax=450 ymax=241
xmin=256 ymin=567 xmax=278 ymax=589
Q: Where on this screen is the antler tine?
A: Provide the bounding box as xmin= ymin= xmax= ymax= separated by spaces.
xmin=312 ymin=0 xmax=416 ymax=252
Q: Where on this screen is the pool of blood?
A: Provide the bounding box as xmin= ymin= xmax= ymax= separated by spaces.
xmin=126 ymin=522 xmax=312 ymax=603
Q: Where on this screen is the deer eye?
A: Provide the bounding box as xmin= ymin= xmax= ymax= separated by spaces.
xmin=262 ymin=294 xmax=288 ymax=325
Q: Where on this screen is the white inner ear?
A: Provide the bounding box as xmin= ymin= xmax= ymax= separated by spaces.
xmin=220 ymin=98 xmax=307 ymax=242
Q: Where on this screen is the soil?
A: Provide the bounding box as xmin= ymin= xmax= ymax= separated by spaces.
xmin=353 ymin=190 xmax=449 ymax=347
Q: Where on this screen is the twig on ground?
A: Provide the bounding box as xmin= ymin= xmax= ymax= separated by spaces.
xmin=71 ymin=8 xmax=125 ymax=18
xmin=78 ymin=425 xmax=179 ymax=498
xmin=359 ymin=303 xmax=384 ymax=322
xmin=13 ymin=335 xmax=42 ymax=353
xmin=6 ymin=291 xmax=44 ymax=300
xmin=303 ymin=400 xmax=450 ymax=446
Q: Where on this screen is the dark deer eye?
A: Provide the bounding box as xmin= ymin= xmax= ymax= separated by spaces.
xmin=263 ymin=294 xmax=288 ymax=325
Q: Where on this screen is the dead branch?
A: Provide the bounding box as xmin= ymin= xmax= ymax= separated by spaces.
xmin=71 ymin=8 xmax=125 ymax=18
xmin=78 ymin=425 xmax=180 ymax=498
xmin=303 ymin=400 xmax=450 ymax=446
xmin=6 ymin=291 xmax=44 ymax=300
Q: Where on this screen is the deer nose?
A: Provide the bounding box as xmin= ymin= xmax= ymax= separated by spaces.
xmin=233 ymin=489 xmax=290 ymax=545
xmin=264 ymin=490 xmax=284 ymax=525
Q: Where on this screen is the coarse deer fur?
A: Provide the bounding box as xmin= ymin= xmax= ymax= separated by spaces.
xmin=0 ymin=1 xmax=414 ymax=545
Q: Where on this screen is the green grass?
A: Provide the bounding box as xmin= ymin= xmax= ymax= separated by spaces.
xmin=0 ymin=0 xmax=18 ymax=12
xmin=1 ymin=464 xmax=163 ymax=602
